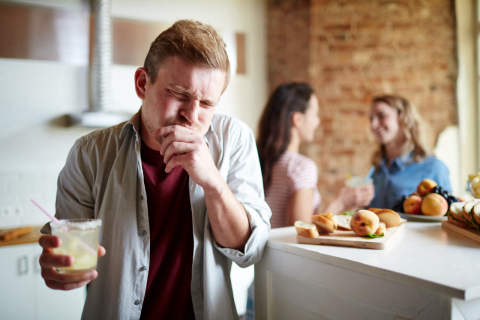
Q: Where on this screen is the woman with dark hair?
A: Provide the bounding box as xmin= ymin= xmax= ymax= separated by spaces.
xmin=368 ymin=94 xmax=452 ymax=209
xmin=246 ymin=83 xmax=375 ymax=320
xmin=257 ymin=82 xmax=374 ymax=228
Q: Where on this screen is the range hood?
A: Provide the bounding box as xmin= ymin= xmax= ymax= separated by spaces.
xmin=68 ymin=0 xmax=131 ymax=127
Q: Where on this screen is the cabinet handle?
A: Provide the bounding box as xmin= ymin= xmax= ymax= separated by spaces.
xmin=18 ymin=255 xmax=28 ymax=275
xmin=34 ymin=253 xmax=41 ymax=273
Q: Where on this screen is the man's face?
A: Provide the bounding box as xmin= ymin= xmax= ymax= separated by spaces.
xmin=138 ymin=56 xmax=227 ymax=144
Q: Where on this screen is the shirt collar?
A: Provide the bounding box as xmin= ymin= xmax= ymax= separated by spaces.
xmin=120 ymin=108 xmax=142 ymax=140
xmin=380 ymin=152 xmax=413 ymax=172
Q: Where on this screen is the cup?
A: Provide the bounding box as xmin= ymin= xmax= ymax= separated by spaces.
xmin=346 ymin=176 xmax=373 ymax=188
xmin=468 ymin=180 xmax=480 ymax=199
xmin=50 ymin=219 xmax=102 ymax=274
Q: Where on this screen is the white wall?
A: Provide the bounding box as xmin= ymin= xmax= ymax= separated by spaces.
xmin=455 ymin=0 xmax=479 ymax=199
xmin=0 ymin=0 xmax=267 ymax=223
xmin=0 ymin=0 xmax=266 ymax=315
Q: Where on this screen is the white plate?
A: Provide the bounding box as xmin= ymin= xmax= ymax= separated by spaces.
xmin=398 ymin=212 xmax=447 ymax=222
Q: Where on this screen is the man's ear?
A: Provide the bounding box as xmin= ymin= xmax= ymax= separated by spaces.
xmin=134 ymin=67 xmax=148 ymax=100
xmin=291 ymin=111 xmax=304 ymax=128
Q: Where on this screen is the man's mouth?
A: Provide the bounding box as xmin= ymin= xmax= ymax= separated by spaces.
xmin=165 ymin=117 xmax=201 ymax=132
xmin=154 ymin=117 xmax=202 ymax=144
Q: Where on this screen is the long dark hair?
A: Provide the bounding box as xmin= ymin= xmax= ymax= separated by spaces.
xmin=257 ymin=82 xmax=315 ymax=189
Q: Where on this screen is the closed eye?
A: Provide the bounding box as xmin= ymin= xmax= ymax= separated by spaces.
xmin=168 ymin=89 xmax=187 ymax=99
xmin=200 ymin=101 xmax=214 ymax=107
xmin=168 ymin=89 xmax=216 ymax=108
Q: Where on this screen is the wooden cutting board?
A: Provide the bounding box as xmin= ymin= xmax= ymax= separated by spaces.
xmin=0 ymin=226 xmax=43 ymax=247
xmin=441 ymin=220 xmax=480 ymax=243
xmin=296 ymin=223 xmax=405 ymax=250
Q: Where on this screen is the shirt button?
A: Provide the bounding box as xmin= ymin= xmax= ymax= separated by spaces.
xmin=134 ymin=300 xmax=140 ymax=306
xmin=140 ymin=266 xmax=147 ymax=272
xmin=141 ymin=230 xmax=147 ymax=236
xmin=140 ymin=195 xmax=144 ymax=200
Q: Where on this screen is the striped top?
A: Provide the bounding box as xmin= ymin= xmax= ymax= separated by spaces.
xmin=266 ymin=151 xmax=321 ymax=228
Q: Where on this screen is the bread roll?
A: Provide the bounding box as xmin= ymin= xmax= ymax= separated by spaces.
xmin=447 ymin=215 xmax=469 ymax=228
xmin=473 ymin=202 xmax=480 ymax=226
xmin=312 ymin=214 xmax=336 ymax=234
xmin=332 ymin=215 xmax=352 ymax=231
xmin=375 ymin=222 xmax=387 ymax=235
xmin=376 ymin=210 xmax=401 ymax=228
xmin=374 ymin=208 xmax=397 ymax=215
xmin=450 ymin=202 xmax=467 ymax=223
xmin=295 ymin=221 xmax=320 ymax=238
xmin=462 ymin=200 xmax=475 ymax=225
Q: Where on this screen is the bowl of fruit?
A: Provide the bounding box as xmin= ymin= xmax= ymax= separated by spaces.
xmin=393 ymin=179 xmax=458 ymax=221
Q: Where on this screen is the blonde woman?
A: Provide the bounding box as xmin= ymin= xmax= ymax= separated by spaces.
xmin=368 ymin=94 xmax=452 ymax=209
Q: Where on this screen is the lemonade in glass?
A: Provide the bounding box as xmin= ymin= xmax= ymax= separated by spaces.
xmin=468 ymin=173 xmax=480 ymax=198
xmin=346 ymin=176 xmax=373 ymax=188
xmin=51 ymin=219 xmax=102 ymax=274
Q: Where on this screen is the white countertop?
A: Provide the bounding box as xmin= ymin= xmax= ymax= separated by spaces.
xmin=266 ymin=222 xmax=480 ymax=300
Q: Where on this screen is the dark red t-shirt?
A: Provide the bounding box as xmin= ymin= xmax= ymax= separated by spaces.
xmin=139 ymin=139 xmax=195 ymax=320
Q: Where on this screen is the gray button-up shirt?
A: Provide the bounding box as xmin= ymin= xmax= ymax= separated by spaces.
xmin=42 ymin=110 xmax=271 ymax=320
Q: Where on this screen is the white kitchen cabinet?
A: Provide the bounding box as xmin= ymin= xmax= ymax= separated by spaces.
xmin=256 ymin=224 xmax=480 ymax=320
xmin=0 ymin=243 xmax=85 ymax=320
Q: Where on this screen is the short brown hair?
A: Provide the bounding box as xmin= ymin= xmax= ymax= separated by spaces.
xmin=143 ymin=20 xmax=230 ymax=89
xmin=371 ymin=94 xmax=429 ymax=167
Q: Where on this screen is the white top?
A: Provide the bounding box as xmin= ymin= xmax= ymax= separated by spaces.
xmin=266 ymin=222 xmax=480 ymax=301
xmin=42 ymin=111 xmax=272 ymax=320
xmin=266 ymin=151 xmax=321 ymax=228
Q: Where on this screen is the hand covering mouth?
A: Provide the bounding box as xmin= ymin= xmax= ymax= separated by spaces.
xmin=153 ymin=117 xmax=202 ymax=144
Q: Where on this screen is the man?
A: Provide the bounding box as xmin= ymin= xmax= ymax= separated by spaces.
xmin=38 ymin=20 xmax=271 ymax=320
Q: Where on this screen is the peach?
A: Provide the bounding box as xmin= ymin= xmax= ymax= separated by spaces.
xmin=403 ymin=194 xmax=423 ymax=214
xmin=421 ymin=193 xmax=448 ymax=216
xmin=417 ymin=179 xmax=437 ymax=197
xmin=350 ymin=210 xmax=380 ymax=236
xmin=375 ymin=222 xmax=387 ymax=236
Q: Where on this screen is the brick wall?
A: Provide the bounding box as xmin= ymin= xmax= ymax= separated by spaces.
xmin=267 ymin=0 xmax=458 ymax=209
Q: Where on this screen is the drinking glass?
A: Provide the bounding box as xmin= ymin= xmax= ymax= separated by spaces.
xmin=51 ymin=219 xmax=102 ymax=274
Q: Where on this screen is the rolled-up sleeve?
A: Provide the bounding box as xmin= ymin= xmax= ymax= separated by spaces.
xmin=213 ymin=120 xmax=271 ymax=267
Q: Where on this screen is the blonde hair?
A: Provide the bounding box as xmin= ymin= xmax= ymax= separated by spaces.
xmin=143 ymin=20 xmax=230 ymax=89
xmin=371 ymin=95 xmax=429 ymax=167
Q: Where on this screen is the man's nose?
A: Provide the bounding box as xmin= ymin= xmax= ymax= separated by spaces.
xmin=180 ymin=99 xmax=200 ymax=124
